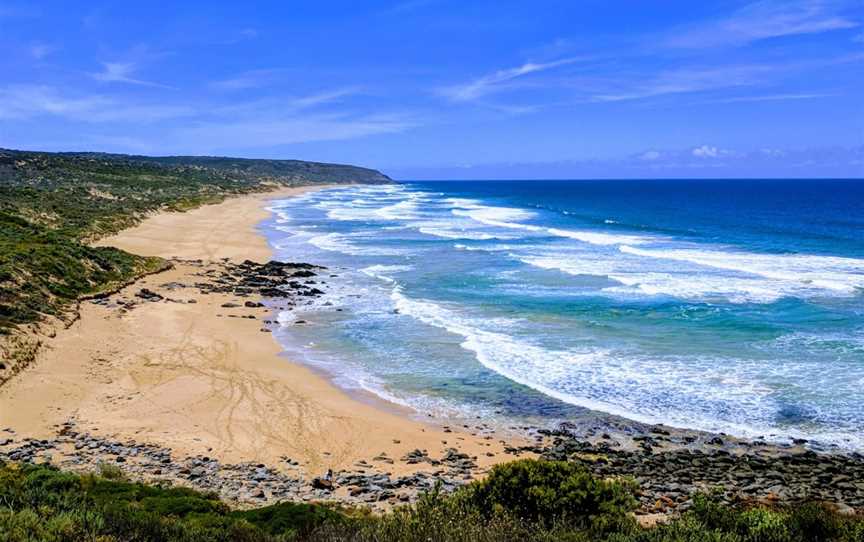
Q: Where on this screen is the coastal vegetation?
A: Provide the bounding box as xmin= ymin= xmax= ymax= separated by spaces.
xmin=0 ymin=147 xmax=388 ymax=346
xmin=1 ymin=459 xmax=862 ymax=541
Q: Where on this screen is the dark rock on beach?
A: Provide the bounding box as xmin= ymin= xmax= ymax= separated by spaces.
xmin=527 ymin=421 xmax=864 ymax=514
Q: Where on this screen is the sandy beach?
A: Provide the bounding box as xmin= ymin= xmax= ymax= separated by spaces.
xmin=3 ymin=184 xmax=864 ymax=517
xmin=0 ymin=185 xmax=517 ymax=480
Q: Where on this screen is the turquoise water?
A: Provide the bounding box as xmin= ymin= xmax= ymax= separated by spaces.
xmin=265 ymin=180 xmax=864 ymax=449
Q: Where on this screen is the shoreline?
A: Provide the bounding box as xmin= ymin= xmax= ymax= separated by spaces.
xmin=1 ymin=183 xmax=862 ymax=515
xmin=0 ymin=185 xmax=525 ymax=506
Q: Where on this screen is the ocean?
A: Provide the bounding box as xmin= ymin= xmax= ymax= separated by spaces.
xmin=264 ymin=180 xmax=864 ymax=450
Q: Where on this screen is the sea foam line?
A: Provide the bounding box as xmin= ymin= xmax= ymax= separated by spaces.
xmin=449 ymin=198 xmax=653 ymax=246
xmin=387 ymin=286 xmax=864 ymax=448
xmin=620 ymin=246 xmax=864 ymax=296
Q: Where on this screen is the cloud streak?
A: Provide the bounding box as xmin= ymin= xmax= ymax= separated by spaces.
xmin=589 ymin=64 xmax=775 ymax=102
xmin=665 ymin=0 xmax=859 ymax=49
xmin=210 ymin=69 xmax=283 ymax=91
xmin=91 ymin=62 xmax=172 ymax=88
xmin=0 ymin=83 xmax=414 ymax=152
xmin=440 ymin=57 xmax=585 ymax=102
xmin=701 ymin=92 xmax=839 ymax=103
xmin=0 ymin=85 xmax=194 ymax=122
xmin=176 ymin=113 xmax=414 ymax=151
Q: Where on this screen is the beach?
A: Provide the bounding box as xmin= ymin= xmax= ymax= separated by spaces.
xmin=2 ymin=182 xmax=864 ymax=516
xmin=0 ymin=185 xmax=520 ymax=503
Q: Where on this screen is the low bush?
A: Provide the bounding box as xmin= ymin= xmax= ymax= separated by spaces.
xmin=465 ymin=458 xmax=637 ymax=530
xmin=232 ymin=502 xmax=347 ymax=538
xmin=0 ymin=462 xmax=343 ymax=541
xmin=1 ymin=459 xmax=862 ymax=541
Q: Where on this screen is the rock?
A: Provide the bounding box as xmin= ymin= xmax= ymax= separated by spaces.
xmin=221 ymin=302 xmax=240 ymax=308
xmin=312 ymin=477 xmax=334 ymax=490
xmin=135 ymin=288 xmax=163 ymax=302
xmin=244 ymin=301 xmax=264 ymax=308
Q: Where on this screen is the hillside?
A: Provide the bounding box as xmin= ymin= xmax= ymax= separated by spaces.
xmin=0 ymin=148 xmax=390 ymax=378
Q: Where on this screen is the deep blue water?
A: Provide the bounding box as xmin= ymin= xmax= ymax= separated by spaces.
xmin=264 ymin=180 xmax=864 ymax=449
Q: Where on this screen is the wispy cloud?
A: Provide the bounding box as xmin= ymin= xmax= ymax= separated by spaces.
xmin=691 ymin=144 xmax=732 ymax=158
xmin=29 ymin=42 xmax=55 ymax=60
xmin=290 ymin=87 xmax=361 ymax=109
xmin=91 ymin=61 xmax=172 ymax=88
xmin=702 ymin=92 xmax=838 ymax=104
xmin=189 ymin=87 xmax=402 ymax=149
xmin=440 ymin=57 xmax=585 ymax=102
xmin=590 ymin=64 xmax=774 ymax=102
xmin=210 ymin=72 xmax=363 ymax=100
xmin=175 ymin=112 xmax=414 ymax=151
xmin=210 ymin=87 xmax=362 ymax=118
xmin=665 ymin=0 xmax=859 ymax=49
xmin=0 ymin=82 xmax=412 ymax=152
xmin=0 ymin=85 xmax=193 ymax=122
xmin=210 ymin=69 xmax=283 ymax=91
xmin=0 ymin=85 xmax=105 ymax=120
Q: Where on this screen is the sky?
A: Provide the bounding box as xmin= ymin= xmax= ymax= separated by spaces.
xmin=1 ymin=0 xmax=862 ymax=179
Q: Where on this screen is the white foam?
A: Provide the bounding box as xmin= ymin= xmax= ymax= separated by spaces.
xmin=360 ymin=264 xmax=413 ymax=283
xmin=307 ymin=232 xmax=407 ymax=256
xmin=455 ymin=243 xmax=514 ymax=252
xmin=451 ymin=206 xmax=538 ymax=227
xmin=769 ymin=329 xmax=864 ymax=357
xmin=418 ymin=227 xmax=496 ymax=240
xmin=320 ymin=204 xmax=382 ymax=221
xmin=312 ymin=185 xmax=421 ymax=222
xmin=375 ymin=198 xmax=421 ymax=220
xmin=621 ymin=246 xmax=864 ymax=298
xmin=519 ymin=255 xmax=620 ymax=277
xmin=449 ymin=199 xmax=654 ymax=247
xmin=519 ymin=253 xmax=811 ymax=303
xmin=548 ymin=228 xmax=651 ymax=246
xmin=387 ymin=287 xmax=852 ymax=442
xmin=604 ymin=272 xmax=786 ymax=304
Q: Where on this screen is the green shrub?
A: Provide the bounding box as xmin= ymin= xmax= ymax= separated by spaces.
xmin=232 ymin=501 xmax=346 ymax=537
xmin=97 ymin=461 xmax=127 ymax=481
xmin=464 ymin=458 xmax=637 ymax=529
xmin=787 ymin=502 xmax=849 ymax=542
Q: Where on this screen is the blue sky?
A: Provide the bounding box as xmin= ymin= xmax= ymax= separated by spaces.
xmin=1 ymin=0 xmax=862 ymax=178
